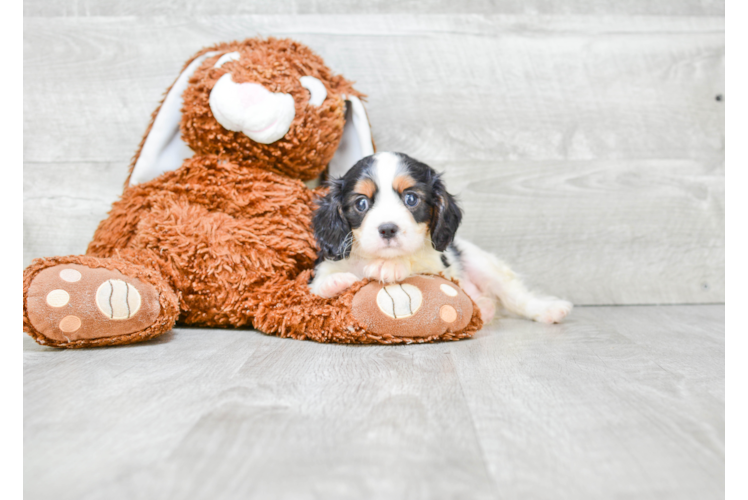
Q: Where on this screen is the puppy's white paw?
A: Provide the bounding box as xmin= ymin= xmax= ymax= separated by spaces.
xmin=380 ymin=260 xmax=410 ymax=282
xmin=363 ymin=260 xmax=410 ymax=283
xmin=313 ymin=272 xmax=360 ymax=298
xmin=529 ymin=298 xmax=573 ymax=324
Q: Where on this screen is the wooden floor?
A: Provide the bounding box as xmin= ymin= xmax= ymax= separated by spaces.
xmin=24 ymin=305 xmax=724 ymax=500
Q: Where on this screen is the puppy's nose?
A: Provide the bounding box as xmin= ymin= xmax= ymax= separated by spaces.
xmin=378 ymin=223 xmax=399 ymax=240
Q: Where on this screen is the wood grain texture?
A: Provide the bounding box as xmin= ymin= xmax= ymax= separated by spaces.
xmin=23 ymin=305 xmax=725 ymax=500
xmin=23 ymin=15 xmax=725 ymax=304
xmin=24 ymin=161 xmax=129 ymax=265
xmin=441 ymin=159 xmax=724 ymax=305
xmin=23 ymin=0 xmax=725 ymax=17
xmin=451 ymin=305 xmax=724 ymax=500
xmin=23 ymin=16 xmax=726 ymax=164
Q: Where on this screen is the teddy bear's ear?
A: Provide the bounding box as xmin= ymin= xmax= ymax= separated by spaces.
xmin=127 ymin=50 xmax=222 ymax=186
xmin=327 ymin=96 xmax=376 ymax=179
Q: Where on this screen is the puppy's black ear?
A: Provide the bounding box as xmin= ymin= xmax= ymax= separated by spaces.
xmin=429 ymin=174 xmax=462 ymax=252
xmin=313 ymin=179 xmax=352 ymax=261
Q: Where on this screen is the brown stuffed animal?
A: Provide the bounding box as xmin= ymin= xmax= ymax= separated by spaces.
xmin=23 ymin=38 xmax=482 ymax=348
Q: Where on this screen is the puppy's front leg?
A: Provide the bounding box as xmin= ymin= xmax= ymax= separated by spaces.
xmin=363 ymin=259 xmax=411 ymax=283
xmin=310 ymin=272 xmax=360 ymax=298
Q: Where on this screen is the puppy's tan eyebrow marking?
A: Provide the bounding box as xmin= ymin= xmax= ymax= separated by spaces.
xmin=393 ymin=174 xmax=416 ymax=194
xmin=354 ymin=178 xmax=376 ymax=198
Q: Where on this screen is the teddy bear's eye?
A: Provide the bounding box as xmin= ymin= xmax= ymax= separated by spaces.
xmin=300 ymin=76 xmax=327 ymax=106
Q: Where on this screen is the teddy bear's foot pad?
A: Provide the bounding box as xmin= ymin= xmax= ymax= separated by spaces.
xmin=351 ymin=276 xmax=475 ymax=338
xmin=26 ymin=264 xmax=161 ymax=342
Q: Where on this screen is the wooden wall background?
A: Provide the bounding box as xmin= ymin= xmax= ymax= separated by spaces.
xmin=23 ymin=1 xmax=725 ymax=306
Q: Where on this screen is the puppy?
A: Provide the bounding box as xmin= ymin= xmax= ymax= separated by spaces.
xmin=309 ymin=152 xmax=572 ymax=324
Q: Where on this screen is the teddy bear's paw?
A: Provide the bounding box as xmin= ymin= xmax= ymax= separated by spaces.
xmin=25 ymin=264 xmax=162 ymax=343
xmin=527 ymin=298 xmax=573 ymax=324
xmin=351 ymin=275 xmax=476 ymax=339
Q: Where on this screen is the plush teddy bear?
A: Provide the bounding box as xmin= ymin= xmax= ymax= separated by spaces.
xmin=23 ymin=38 xmax=482 ymax=348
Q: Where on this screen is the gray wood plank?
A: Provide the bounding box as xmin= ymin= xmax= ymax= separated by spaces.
xmin=23 ymin=0 xmax=726 ymax=17
xmin=24 ymin=161 xmax=129 ymax=265
xmin=442 ymin=158 xmax=725 ymax=306
xmin=23 ymin=15 xmax=725 ymax=164
xmin=24 ymin=331 xmax=498 ymax=500
xmin=450 ymin=305 xmax=724 ymax=499
xmin=23 ymin=305 xmax=725 ymax=500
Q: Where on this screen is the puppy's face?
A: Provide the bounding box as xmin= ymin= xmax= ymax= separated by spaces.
xmin=314 ymin=152 xmax=462 ymax=261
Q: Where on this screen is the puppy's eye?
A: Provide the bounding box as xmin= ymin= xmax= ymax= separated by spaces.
xmin=355 ymin=197 xmax=369 ymax=212
xmin=403 ymin=192 xmax=419 ymax=207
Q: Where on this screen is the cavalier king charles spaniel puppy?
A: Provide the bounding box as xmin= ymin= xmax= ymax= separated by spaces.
xmin=309 ymin=152 xmax=572 ymax=324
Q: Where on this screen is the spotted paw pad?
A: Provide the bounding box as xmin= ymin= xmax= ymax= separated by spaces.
xmin=26 ymin=264 xmax=161 ymax=342
xmin=352 ymin=276 xmax=474 ymax=338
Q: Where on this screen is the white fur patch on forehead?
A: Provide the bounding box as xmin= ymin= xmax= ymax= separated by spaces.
xmin=367 ymin=153 xmax=410 ymax=220
xmin=370 ymin=152 xmax=405 ymax=194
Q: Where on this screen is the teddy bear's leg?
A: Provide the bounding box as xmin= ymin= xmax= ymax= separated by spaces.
xmin=248 ymin=271 xmax=483 ymax=344
xmin=23 ymin=255 xmax=180 ymax=348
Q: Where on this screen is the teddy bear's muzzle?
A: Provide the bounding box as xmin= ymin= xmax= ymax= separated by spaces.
xmin=209 ymin=74 xmax=296 ymax=144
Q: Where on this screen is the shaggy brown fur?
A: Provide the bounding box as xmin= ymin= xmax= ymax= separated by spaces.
xmin=23 ymin=37 xmax=482 ymax=348
xmin=89 ymin=157 xmax=321 ymax=326
xmin=180 ymin=39 xmax=362 ymax=182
